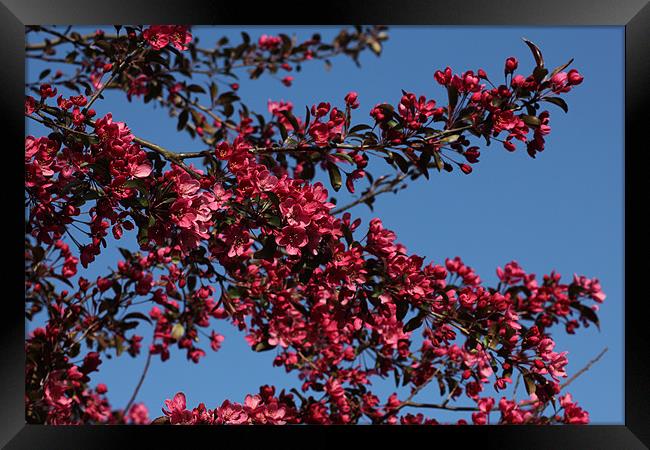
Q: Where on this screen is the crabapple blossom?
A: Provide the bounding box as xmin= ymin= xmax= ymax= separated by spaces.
xmin=24 ymin=25 xmax=602 ymax=426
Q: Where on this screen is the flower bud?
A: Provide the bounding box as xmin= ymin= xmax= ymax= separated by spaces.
xmin=460 ymin=164 xmax=473 ymax=174
xmin=567 ymin=69 xmax=584 ymax=85
xmin=504 ymin=57 xmax=518 ymax=73
xmin=344 ymin=91 xmax=360 ymax=109
xmin=503 ymin=140 xmax=516 ymax=152
xmin=511 ymin=74 xmax=526 ymax=89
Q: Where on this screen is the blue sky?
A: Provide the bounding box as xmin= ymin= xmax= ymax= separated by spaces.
xmin=26 ymin=26 xmax=624 ymax=424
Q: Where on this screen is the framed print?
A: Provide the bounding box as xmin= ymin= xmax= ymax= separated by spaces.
xmin=3 ymin=0 xmax=648 ymax=448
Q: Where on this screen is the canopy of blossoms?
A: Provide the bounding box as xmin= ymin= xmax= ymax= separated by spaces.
xmin=25 ymin=25 xmax=602 ymax=425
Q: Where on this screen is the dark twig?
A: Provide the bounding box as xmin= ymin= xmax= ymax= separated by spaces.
xmin=33 ymin=106 xmax=203 ymax=179
xmin=401 ymin=401 xmax=480 ymax=412
xmin=123 ymin=351 xmax=153 ymax=416
xmin=560 ymin=347 xmax=608 ymax=390
xmin=85 ymin=46 xmax=142 ymax=111
xmin=331 ymin=172 xmax=410 ymax=215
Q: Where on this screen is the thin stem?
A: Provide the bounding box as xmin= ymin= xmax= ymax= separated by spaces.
xmin=331 ymin=172 xmax=409 ymax=215
xmin=26 ymin=26 xmax=92 ymax=51
xmin=32 ymin=106 xmax=203 ymax=180
xmin=123 ymin=351 xmax=153 ymax=416
xmin=401 ymin=401 xmax=479 ymax=412
xmin=85 ymin=47 xmax=142 ymax=111
xmin=560 ymin=347 xmax=608 ymax=390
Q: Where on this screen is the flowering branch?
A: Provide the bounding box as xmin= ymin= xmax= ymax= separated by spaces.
xmin=24 ymin=25 xmax=598 ymax=426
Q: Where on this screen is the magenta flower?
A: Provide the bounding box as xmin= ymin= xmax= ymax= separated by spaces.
xmin=275 ymin=225 xmax=308 ymax=256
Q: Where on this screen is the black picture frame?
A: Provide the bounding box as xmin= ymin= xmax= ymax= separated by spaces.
xmin=3 ymin=0 xmax=648 ymax=448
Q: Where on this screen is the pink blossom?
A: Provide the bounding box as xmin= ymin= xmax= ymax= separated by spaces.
xmin=276 ymin=225 xmax=308 ymax=256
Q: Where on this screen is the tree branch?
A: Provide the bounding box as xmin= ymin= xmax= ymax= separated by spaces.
xmin=26 ymin=26 xmax=92 ymax=50
xmin=402 ymin=401 xmax=480 ymax=412
xmin=123 ymin=351 xmax=153 ymax=416
xmin=32 ymin=106 xmax=203 ymax=179
xmin=330 ymin=172 xmax=409 ymax=215
xmin=85 ymin=46 xmax=143 ymax=111
xmin=560 ymin=347 xmax=608 ymax=390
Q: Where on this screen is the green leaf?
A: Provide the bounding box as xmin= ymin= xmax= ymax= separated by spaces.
xmin=403 ymin=314 xmax=425 ymax=332
xmin=137 ymin=227 xmax=149 ymax=246
xmin=327 ymin=162 xmax=342 ymax=192
xmin=216 ymin=92 xmax=239 ymax=105
xmin=279 ymin=33 xmax=293 ymax=54
xmin=573 ymin=303 xmax=600 ymax=330
xmin=187 ymin=275 xmax=197 ymax=291
xmin=417 ymin=148 xmax=431 ymax=180
xmin=264 ymin=191 xmax=280 ymax=206
xmin=276 ymin=122 xmax=288 ymax=142
xmin=115 ymin=335 xmax=124 ymax=356
xmin=253 ymin=341 xmax=277 ymax=352
xmin=31 ymin=246 xmax=45 ymax=263
xmin=438 ymin=133 xmax=460 ymax=144
xmin=209 ymin=82 xmax=218 ymax=106
xmin=177 ymin=109 xmax=189 ymax=131
xmin=335 ymin=152 xmax=355 ymax=164
xmin=122 ymin=321 xmax=140 ymax=330
xmin=402 ymin=368 xmax=412 ymax=387
xmin=265 ymin=214 xmax=282 ymax=229
xmin=250 ymin=65 xmax=264 ymax=79
xmin=524 ymin=374 xmax=537 ymax=395
xmin=122 ymin=179 xmax=149 ymax=195
xmin=376 ymin=103 xmax=395 ymax=117
xmin=164 ymin=302 xmax=179 ymax=314
xmin=522 ymin=38 xmax=545 ymax=68
xmin=51 ymin=273 xmax=74 ymax=288
xmin=151 ymin=416 xmax=170 ymax=425
xmin=396 ymin=301 xmax=409 ymax=321
xmin=432 ymin=151 xmax=444 ymax=171
xmin=280 ymin=110 xmax=301 ymax=132
xmin=386 ymin=119 xmax=401 ymax=130
xmin=222 ymin=102 xmax=234 ymax=118
xmin=187 ymin=84 xmax=206 ymax=94
xmin=254 ymin=235 xmax=277 ymax=260
xmin=549 ymin=58 xmax=574 ymax=79
xmin=532 ymin=66 xmax=548 ymax=83
xmin=392 ymin=152 xmax=410 ymax=174
xmin=343 ymin=226 xmax=354 ymax=245
xmin=447 ymin=85 xmax=459 ymax=108
xmin=348 ymin=124 xmax=372 ymax=134
xmin=520 ymin=114 xmax=541 ymax=127
xmin=543 ymin=97 xmax=569 ymax=113
xmin=304 ymin=105 xmax=311 ymax=129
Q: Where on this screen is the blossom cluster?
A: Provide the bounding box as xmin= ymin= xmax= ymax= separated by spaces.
xmin=142 ymin=25 xmax=193 ymax=51
xmin=24 ymin=28 xmax=601 ymax=426
xmin=161 ymin=389 xmax=297 ymax=425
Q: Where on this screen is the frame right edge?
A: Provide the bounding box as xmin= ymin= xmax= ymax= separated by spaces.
xmin=625 ymin=1 xmax=650 ymax=448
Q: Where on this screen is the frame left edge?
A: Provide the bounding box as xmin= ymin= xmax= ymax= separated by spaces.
xmin=0 ymin=0 xmax=28 ymax=446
